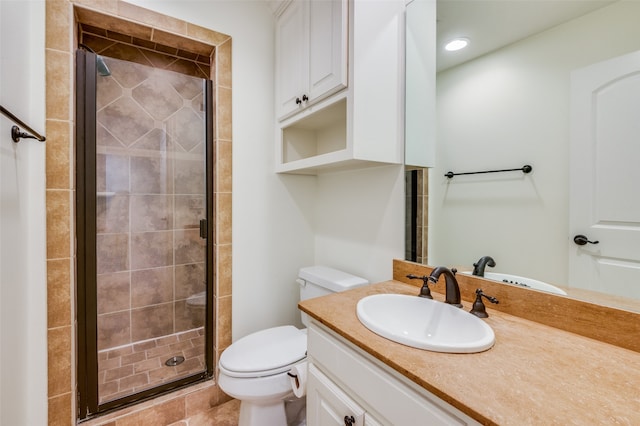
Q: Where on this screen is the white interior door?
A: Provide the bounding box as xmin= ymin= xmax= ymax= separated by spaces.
xmin=569 ymin=50 xmax=640 ymax=300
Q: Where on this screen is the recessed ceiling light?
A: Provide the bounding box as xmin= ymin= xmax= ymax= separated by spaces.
xmin=444 ymin=38 xmax=469 ymax=52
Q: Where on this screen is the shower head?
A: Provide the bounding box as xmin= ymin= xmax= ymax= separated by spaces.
xmin=78 ymin=43 xmax=111 ymax=77
xmin=95 ymin=57 xmax=111 ymax=77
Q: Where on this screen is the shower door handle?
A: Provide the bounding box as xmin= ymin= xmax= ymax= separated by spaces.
xmin=199 ymin=219 xmax=208 ymax=239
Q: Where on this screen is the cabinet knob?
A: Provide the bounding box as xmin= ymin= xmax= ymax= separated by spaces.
xmin=302 ymin=94 xmax=309 ymax=101
xmin=295 ymin=97 xmax=302 ymax=105
xmin=344 ymin=415 xmax=355 ymax=426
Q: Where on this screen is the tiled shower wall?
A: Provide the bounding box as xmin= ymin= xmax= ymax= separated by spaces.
xmin=404 ymin=168 xmax=429 ymax=264
xmin=45 ymin=2 xmax=233 ymax=424
xmin=95 ymin=57 xmax=206 ymax=350
xmin=417 ymin=169 xmax=428 ymax=264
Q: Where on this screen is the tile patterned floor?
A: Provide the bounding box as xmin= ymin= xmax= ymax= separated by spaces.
xmin=99 ymin=327 xmax=205 ymax=403
xmin=173 ymin=399 xmax=240 ymax=426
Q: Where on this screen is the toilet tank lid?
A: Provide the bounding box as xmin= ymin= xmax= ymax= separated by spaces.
xmin=298 ymin=266 xmax=368 ymax=293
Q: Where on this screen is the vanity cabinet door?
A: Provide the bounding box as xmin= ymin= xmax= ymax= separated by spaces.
xmin=307 ymin=363 xmax=366 ymax=426
xmin=308 ymin=321 xmax=482 ymax=425
xmin=276 ymin=0 xmax=348 ymax=121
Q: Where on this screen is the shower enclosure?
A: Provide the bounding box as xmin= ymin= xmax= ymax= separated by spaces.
xmin=76 ymin=50 xmax=214 ymax=417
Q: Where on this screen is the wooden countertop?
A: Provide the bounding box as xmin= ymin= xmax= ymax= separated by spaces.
xmin=299 ymin=280 xmax=640 ymax=425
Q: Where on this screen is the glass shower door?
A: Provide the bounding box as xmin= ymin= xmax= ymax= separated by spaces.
xmin=77 ymin=50 xmax=213 ymax=414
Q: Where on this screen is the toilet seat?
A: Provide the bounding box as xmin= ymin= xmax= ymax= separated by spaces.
xmin=219 ymin=326 xmax=306 ymax=378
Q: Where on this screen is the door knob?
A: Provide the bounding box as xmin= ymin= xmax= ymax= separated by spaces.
xmin=574 ymin=235 xmax=599 ymax=245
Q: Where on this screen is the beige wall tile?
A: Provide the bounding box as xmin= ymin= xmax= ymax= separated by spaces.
xmin=48 ymin=393 xmax=72 ymax=426
xmin=48 ymin=259 xmax=72 ymax=328
xmin=187 ymin=24 xmax=231 ymax=47
xmin=216 ymin=86 xmax=232 ymax=141
xmin=216 ymin=244 xmax=232 ymax=298
xmin=46 ymin=190 xmax=71 ymax=259
xmin=165 ymin=59 xmax=209 ymax=79
xmin=46 ymin=50 xmax=71 ymax=121
xmin=216 ymin=140 xmax=232 ymax=194
xmin=45 ymin=120 xmax=72 ymax=190
xmin=131 ymin=303 xmax=173 ymax=341
xmin=216 ymin=39 xmax=232 ymax=89
xmin=216 ymin=193 xmax=232 ymax=245
xmin=153 ymin=29 xmax=214 ymax=57
xmin=216 ymin=296 xmax=232 ymax=350
xmin=48 ymin=326 xmax=72 ymax=397
xmin=76 ymin=6 xmax=151 ymax=39
xmin=114 ymin=398 xmax=185 ymax=426
xmin=46 ymin=0 xmax=72 ymax=52
xmin=184 ymin=384 xmax=218 ymax=416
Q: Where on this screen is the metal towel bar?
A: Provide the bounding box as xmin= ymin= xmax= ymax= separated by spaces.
xmin=445 ymin=164 xmax=532 ymax=179
xmin=0 ymin=105 xmax=46 ymax=142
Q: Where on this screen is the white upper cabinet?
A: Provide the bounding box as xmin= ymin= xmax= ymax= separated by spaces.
xmin=276 ymin=0 xmax=348 ymax=121
xmin=275 ymin=0 xmax=407 ymax=174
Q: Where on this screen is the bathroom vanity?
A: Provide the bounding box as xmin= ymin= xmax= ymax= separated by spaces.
xmin=307 ymin=320 xmax=479 ymax=425
xmin=299 ymin=274 xmax=640 ymax=425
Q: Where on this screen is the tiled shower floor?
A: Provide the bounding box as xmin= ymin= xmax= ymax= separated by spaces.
xmin=98 ymin=327 xmax=205 ymax=404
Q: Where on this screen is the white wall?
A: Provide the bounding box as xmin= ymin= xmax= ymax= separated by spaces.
xmin=430 ymin=1 xmax=640 ymax=286
xmin=0 ymin=1 xmax=48 ymax=425
xmin=315 ymin=165 xmax=405 ymax=284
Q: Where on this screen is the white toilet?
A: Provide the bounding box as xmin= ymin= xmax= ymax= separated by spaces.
xmin=217 ymin=266 xmax=368 ymax=426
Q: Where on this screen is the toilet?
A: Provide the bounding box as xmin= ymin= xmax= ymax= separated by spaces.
xmin=217 ymin=266 xmax=369 ymax=426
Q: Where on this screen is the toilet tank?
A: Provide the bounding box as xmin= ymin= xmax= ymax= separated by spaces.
xmin=297 ymin=266 xmax=368 ymax=326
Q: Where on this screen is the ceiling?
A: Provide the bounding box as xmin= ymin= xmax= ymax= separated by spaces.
xmin=436 ymin=0 xmax=617 ymax=71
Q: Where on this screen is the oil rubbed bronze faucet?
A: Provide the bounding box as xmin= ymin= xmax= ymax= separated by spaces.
xmin=472 ymin=255 xmax=496 ymax=277
xmin=469 ymin=288 xmax=499 ymax=318
xmin=428 ymin=266 xmax=463 ymax=307
xmin=406 ymin=274 xmax=433 ymax=299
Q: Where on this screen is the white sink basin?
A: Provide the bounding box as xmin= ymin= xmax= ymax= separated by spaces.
xmin=462 ymin=271 xmax=567 ymax=295
xmin=356 ymin=294 xmax=495 ymax=353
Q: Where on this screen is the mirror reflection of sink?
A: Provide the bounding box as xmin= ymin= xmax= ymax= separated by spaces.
xmin=356 ymin=294 xmax=495 ymax=353
xmin=461 ymin=271 xmax=567 ymax=295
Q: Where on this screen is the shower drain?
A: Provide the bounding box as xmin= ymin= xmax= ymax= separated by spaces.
xmin=165 ymin=355 xmax=185 ymax=367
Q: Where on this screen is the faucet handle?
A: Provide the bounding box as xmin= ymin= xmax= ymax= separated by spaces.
xmin=469 ymin=288 xmax=499 ymax=318
xmin=406 ymin=274 xmax=433 ymax=299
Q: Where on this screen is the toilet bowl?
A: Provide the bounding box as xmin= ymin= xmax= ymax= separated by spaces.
xmin=217 ymin=266 xmax=368 ymax=426
xmin=218 ymin=326 xmax=307 ymax=425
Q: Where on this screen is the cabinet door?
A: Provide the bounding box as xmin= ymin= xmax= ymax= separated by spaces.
xmin=307 ymin=363 xmax=365 ymax=426
xmin=276 ymin=0 xmax=308 ymax=119
xmin=307 ymin=0 xmax=348 ymax=103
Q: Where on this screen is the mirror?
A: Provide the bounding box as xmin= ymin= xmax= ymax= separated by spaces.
xmin=407 ymin=0 xmax=640 ymax=313
xmin=405 ymin=0 xmax=435 ymax=168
